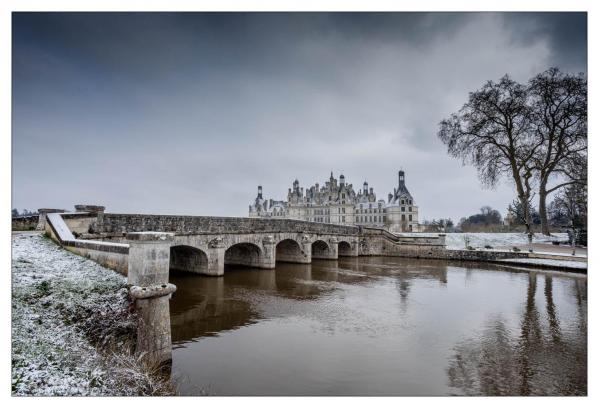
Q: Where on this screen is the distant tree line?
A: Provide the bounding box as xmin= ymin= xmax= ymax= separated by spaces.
xmin=438 ymin=67 xmax=587 ymax=245
xmin=12 ymin=208 xmax=38 ymax=217
xmin=428 ymin=197 xmax=586 ymax=234
xmin=421 ymin=218 xmax=455 ymax=233
xmin=459 ymin=206 xmax=503 ymax=232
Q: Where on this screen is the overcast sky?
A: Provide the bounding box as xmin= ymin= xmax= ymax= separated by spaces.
xmin=12 ymin=12 xmax=587 ymax=221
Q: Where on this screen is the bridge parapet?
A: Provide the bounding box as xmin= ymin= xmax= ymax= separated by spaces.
xmin=100 ymin=214 xmax=360 ymax=236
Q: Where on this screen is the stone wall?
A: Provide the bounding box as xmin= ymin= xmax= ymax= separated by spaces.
xmin=100 ymin=214 xmax=360 ymax=236
xmin=12 ymin=215 xmax=39 ymax=231
xmin=61 ymin=213 xmax=97 ymax=236
xmin=362 ymin=233 xmax=533 ymax=262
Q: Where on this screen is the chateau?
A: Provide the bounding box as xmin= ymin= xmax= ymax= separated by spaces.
xmin=249 ymin=170 xmax=421 ymax=232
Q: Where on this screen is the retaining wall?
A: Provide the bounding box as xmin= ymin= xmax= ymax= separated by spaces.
xmin=12 ymin=215 xmax=39 ymax=231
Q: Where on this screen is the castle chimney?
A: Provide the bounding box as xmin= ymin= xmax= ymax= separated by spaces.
xmin=399 ymin=170 xmax=405 ymax=186
xmin=258 ymin=185 xmax=263 ymax=199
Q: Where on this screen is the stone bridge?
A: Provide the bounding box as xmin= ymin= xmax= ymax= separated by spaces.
xmin=42 ymin=205 xmax=446 ymax=366
xmin=103 ymin=213 xmax=362 ymax=276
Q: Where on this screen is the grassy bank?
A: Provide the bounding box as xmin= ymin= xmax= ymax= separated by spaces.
xmin=11 ymin=232 xmax=176 ymax=396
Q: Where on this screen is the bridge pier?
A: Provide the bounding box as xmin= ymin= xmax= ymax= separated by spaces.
xmin=127 ymin=232 xmax=177 ymax=367
xmin=259 ymin=236 xmax=277 ymax=268
xmin=206 ymin=238 xmax=226 ymax=276
xmin=299 ymin=235 xmax=313 ymax=263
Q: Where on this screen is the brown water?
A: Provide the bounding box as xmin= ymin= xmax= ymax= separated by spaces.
xmin=169 ymin=257 xmax=587 ymax=396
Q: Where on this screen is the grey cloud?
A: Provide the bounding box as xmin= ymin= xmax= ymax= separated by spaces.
xmin=12 ymin=12 xmax=586 ymax=222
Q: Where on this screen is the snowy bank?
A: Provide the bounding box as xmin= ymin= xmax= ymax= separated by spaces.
xmin=444 ymin=232 xmax=569 ymax=249
xmin=12 ymin=232 xmax=175 ymax=396
xmin=495 ymin=258 xmax=587 ymax=271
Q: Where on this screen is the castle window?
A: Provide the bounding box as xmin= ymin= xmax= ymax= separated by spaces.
xmin=401 ymin=200 xmax=405 ymax=205
xmin=342 ymin=193 xmax=345 ymax=199
xmin=401 ymin=207 xmax=405 ymax=212
xmin=383 ymin=216 xmax=386 ymax=222
xmin=342 ymin=216 xmax=345 ymax=222
xmin=409 ymin=207 xmax=412 ymax=212
xmin=401 ymin=214 xmax=406 ymax=221
xmin=409 ymin=214 xmax=412 ymax=221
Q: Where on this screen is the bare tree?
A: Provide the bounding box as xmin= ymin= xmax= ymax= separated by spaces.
xmin=438 ymin=75 xmax=539 ymax=250
xmin=528 ymin=68 xmax=587 ymax=235
xmin=550 ymin=174 xmax=587 ymax=255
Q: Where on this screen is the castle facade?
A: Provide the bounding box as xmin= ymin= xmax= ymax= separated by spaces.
xmin=249 ymin=170 xmax=421 ymax=232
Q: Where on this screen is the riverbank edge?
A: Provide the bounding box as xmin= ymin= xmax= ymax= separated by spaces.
xmin=11 ymin=232 xmax=177 ymax=396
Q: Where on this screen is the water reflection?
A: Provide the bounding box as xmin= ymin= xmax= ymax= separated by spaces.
xmin=447 ymin=274 xmax=587 ymax=395
xmin=170 ymin=257 xmax=586 ymax=396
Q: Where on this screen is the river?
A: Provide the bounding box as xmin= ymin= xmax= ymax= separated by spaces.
xmin=169 ymin=257 xmax=587 ymax=396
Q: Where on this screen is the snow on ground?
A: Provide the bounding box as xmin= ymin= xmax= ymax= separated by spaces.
xmin=444 ymin=232 xmax=569 ymax=249
xmin=496 ymin=258 xmax=587 ymax=270
xmin=11 ymin=232 xmax=173 ymax=396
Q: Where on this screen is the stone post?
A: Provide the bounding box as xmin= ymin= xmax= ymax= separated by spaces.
xmin=437 ymin=233 xmax=446 ymax=247
xmin=36 ymin=208 xmax=65 ymax=231
xmin=261 ymin=235 xmax=276 ymax=268
xmin=207 ymin=237 xmax=226 ymax=276
xmin=74 ymin=204 xmax=106 ymax=233
xmin=127 ymin=232 xmax=176 ymax=366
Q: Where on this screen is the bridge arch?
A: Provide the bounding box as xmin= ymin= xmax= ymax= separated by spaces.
xmin=311 ymin=240 xmax=331 ymax=259
xmin=276 ymin=238 xmax=306 ymax=263
xmin=170 ymin=245 xmax=209 ymax=275
xmin=338 ymin=240 xmax=353 ymax=257
xmin=224 ymin=242 xmax=264 ymax=268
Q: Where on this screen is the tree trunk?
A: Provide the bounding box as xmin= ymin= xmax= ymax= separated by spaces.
xmin=538 ymin=186 xmax=550 ymax=236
